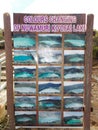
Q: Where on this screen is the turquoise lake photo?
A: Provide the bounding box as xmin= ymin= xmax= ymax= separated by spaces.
xmin=13 ymin=34 xmax=36 ymax=48
xmin=64 ymin=34 xmax=85 ymax=48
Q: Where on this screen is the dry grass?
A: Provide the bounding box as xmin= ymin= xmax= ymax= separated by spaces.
xmin=0 ymin=115 xmax=9 ymax=130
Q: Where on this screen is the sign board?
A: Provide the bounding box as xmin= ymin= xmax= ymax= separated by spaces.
xmin=13 ymin=14 xmax=86 ymax=33
xmin=4 ymin=13 xmax=94 ymax=130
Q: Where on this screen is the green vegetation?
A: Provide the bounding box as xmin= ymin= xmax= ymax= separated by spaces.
xmin=93 ymin=30 xmax=98 ymax=59
xmin=0 ymin=28 xmax=4 ymax=40
xmin=0 ymin=28 xmax=4 ymax=49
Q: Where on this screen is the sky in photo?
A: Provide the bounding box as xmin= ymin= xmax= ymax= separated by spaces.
xmin=0 ymin=0 xmax=98 ymax=29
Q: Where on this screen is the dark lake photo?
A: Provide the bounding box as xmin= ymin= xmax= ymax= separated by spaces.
xmin=64 ymin=34 xmax=85 ymax=48
xmin=64 ymin=50 xmax=84 ymax=64
xmin=64 ymin=97 xmax=83 ymax=110
xmin=64 ymin=66 xmax=84 ymax=80
xmin=14 ymin=96 xmax=36 ymax=110
xmin=15 ymin=111 xmax=36 ymax=126
xmin=14 ymin=66 xmax=36 ymax=79
xmin=38 ymin=34 xmax=62 ymax=48
xmin=13 ymin=34 xmax=36 ymax=48
xmin=63 ymin=112 xmax=83 ymax=126
xmin=38 ymin=82 xmax=61 ymax=94
xmin=38 ymin=66 xmax=61 ymax=79
xmin=14 ymin=82 xmax=36 ymax=95
xmin=14 ymin=50 xmax=37 ymax=64
xmin=39 ymin=96 xmax=61 ymax=110
xmin=39 ymin=111 xmax=61 ymax=125
xmin=64 ymin=82 xmax=84 ymax=95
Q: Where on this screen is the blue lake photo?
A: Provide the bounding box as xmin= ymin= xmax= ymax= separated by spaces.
xmin=13 ymin=34 xmax=36 ymax=48
xmin=63 ymin=112 xmax=83 ymax=126
xmin=15 ymin=111 xmax=36 ymax=126
xmin=38 ymin=66 xmax=61 ymax=79
xmin=64 ymin=82 xmax=84 ymax=95
xmin=39 ymin=96 xmax=61 ymax=110
xmin=14 ymin=66 xmax=36 ymax=79
xmin=38 ymin=34 xmax=62 ymax=48
xmin=15 ymin=96 xmax=36 ymax=110
xmin=64 ymin=66 xmax=84 ymax=80
xmin=39 ymin=111 xmax=61 ymax=125
xmin=64 ymin=97 xmax=83 ymax=110
xmin=14 ymin=82 xmax=36 ymax=95
xmin=38 ymin=82 xmax=61 ymax=94
xmin=14 ymin=50 xmax=37 ymax=64
xmin=64 ymin=50 xmax=84 ymax=64
xmin=64 ymin=34 xmax=85 ymax=48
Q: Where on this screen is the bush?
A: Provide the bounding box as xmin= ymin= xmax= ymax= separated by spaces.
xmin=93 ymin=46 xmax=98 ymax=59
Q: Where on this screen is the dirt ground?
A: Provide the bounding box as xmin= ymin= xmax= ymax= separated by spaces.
xmin=91 ymin=63 xmax=98 ymax=125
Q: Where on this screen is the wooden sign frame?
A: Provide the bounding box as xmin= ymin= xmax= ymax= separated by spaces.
xmin=3 ymin=13 xmax=94 ymax=130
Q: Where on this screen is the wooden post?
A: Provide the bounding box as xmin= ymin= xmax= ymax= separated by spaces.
xmin=3 ymin=13 xmax=15 ymax=130
xmin=84 ymin=14 xmax=94 ymax=130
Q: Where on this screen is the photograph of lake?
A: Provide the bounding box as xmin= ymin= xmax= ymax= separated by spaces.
xmin=64 ymin=34 xmax=85 ymax=48
xmin=14 ymin=82 xmax=36 ymax=95
xmin=64 ymin=50 xmax=84 ymax=64
xmin=14 ymin=96 xmax=36 ymax=110
xmin=14 ymin=66 xmax=36 ymax=79
xmin=39 ymin=111 xmax=61 ymax=125
xmin=64 ymin=66 xmax=84 ymax=80
xmin=38 ymin=34 xmax=62 ymax=48
xmin=63 ymin=112 xmax=83 ymax=126
xmin=38 ymin=50 xmax=62 ymax=64
xmin=38 ymin=66 xmax=61 ymax=79
xmin=64 ymin=96 xmax=83 ymax=110
xmin=13 ymin=33 xmax=36 ymax=48
xmin=15 ymin=111 xmax=36 ymax=126
xmin=64 ymin=82 xmax=84 ymax=95
xmin=38 ymin=96 xmax=61 ymax=110
xmin=14 ymin=50 xmax=37 ymax=64
xmin=38 ymin=81 xmax=61 ymax=94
